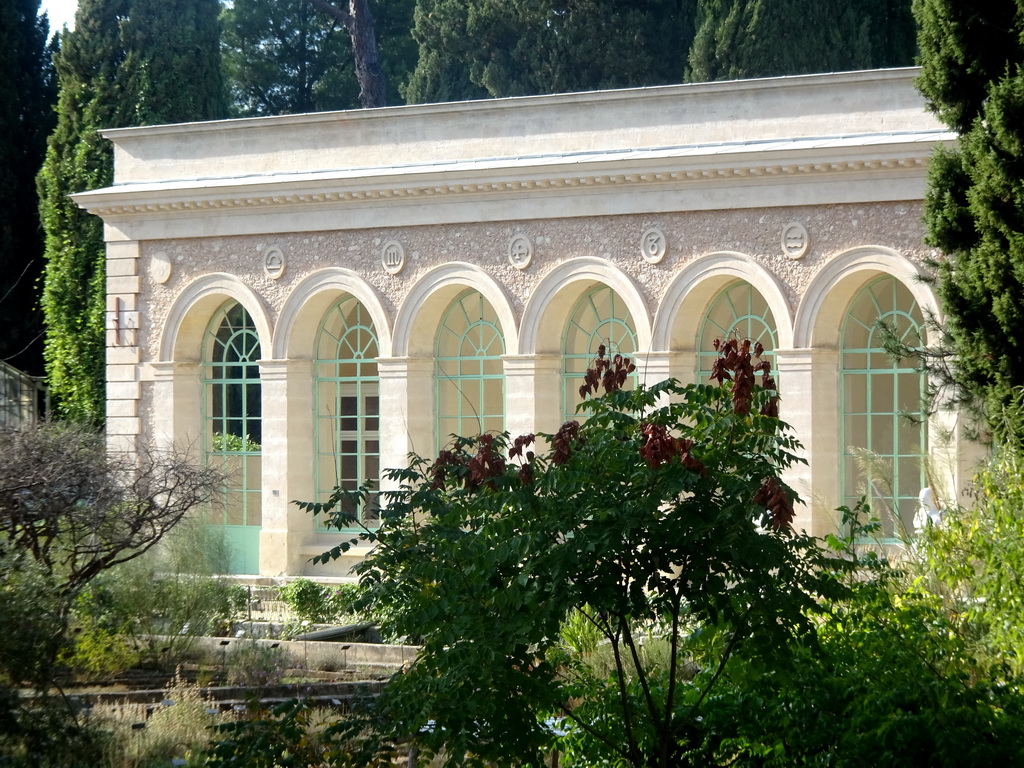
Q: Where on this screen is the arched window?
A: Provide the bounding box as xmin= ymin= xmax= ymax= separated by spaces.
xmin=841 ymin=276 xmax=926 ymax=539
xmin=435 ymin=290 xmax=505 ymax=445
xmin=203 ymin=302 xmax=262 ymax=574
xmin=562 ymin=286 xmax=637 ymax=421
xmin=698 ymin=281 xmax=779 ymax=381
xmin=314 ymin=296 xmax=380 ymax=530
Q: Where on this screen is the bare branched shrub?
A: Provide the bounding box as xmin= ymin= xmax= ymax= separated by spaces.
xmin=0 ymin=422 xmax=225 ymax=763
xmin=0 ymin=423 xmax=223 ymax=599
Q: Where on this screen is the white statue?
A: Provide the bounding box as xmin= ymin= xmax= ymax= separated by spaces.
xmin=913 ymin=487 xmax=942 ymax=535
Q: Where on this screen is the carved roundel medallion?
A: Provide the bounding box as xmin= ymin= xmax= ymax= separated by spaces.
xmin=152 ymin=251 xmax=172 ymax=284
xmin=640 ymin=228 xmax=668 ymax=264
xmin=264 ymin=246 xmax=286 ymax=279
xmin=381 ymin=240 xmax=406 ymax=275
xmin=781 ymin=222 xmax=810 ymax=260
xmin=508 ymin=234 xmax=533 ymax=270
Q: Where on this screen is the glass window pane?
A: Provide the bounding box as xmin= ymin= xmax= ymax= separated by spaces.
xmin=246 ymin=490 xmax=262 ymax=527
xmin=841 ymin=277 xmax=925 ymax=538
xmin=314 ymin=296 xmax=381 ymax=530
xmin=845 ymin=413 xmax=868 ymax=450
xmin=563 ymin=286 xmax=638 ymax=421
xmin=844 ymin=379 xmax=867 ymax=413
xmin=843 ymin=352 xmax=868 ymax=370
xmin=435 ymin=291 xmax=505 ymax=443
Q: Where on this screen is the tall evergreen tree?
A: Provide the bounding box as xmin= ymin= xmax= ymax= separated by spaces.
xmin=222 ymin=0 xmax=414 ymax=115
xmin=403 ymin=0 xmax=697 ymax=103
xmin=914 ymin=0 xmax=1024 ymax=442
xmin=222 ymin=0 xmax=355 ymax=116
xmin=0 ymin=0 xmax=55 ymax=375
xmin=688 ymin=0 xmax=916 ymax=82
xmin=120 ymin=0 xmax=226 ymax=124
xmin=37 ymin=0 xmax=225 ymax=425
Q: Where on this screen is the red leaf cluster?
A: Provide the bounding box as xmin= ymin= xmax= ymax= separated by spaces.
xmin=757 ymin=358 xmax=779 ymax=418
xmin=638 ymin=423 xmax=707 ymax=475
xmin=428 ymin=450 xmax=464 ymax=490
xmin=753 ymin=476 xmax=795 ymax=530
xmin=579 ymin=343 xmax=636 ymax=399
xmin=551 ymin=420 xmax=581 ymax=466
xmin=508 ymin=433 xmax=536 ymax=460
xmin=710 ymin=337 xmax=779 ymax=417
xmin=508 ymin=433 xmax=537 ymax=486
xmin=428 ymin=434 xmax=506 ymax=491
xmin=467 ymin=433 xmax=505 ymax=490
xmin=710 ymin=338 xmax=756 ymax=415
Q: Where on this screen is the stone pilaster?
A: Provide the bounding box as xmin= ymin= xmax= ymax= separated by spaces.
xmin=106 ymin=240 xmax=141 ymax=452
xmin=149 ymin=361 xmax=202 ymax=458
xmin=377 ymin=357 xmax=435 ymax=484
xmin=258 ymin=359 xmax=315 ymax=577
xmin=774 ymin=348 xmax=841 ymax=538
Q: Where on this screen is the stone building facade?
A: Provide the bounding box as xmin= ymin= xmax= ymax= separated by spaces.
xmin=76 ymin=67 xmax=967 ymax=576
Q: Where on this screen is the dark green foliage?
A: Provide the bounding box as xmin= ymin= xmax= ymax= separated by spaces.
xmin=0 ymin=550 xmax=65 ymax=690
xmin=37 ymin=0 xmax=225 ymax=424
xmin=222 ymin=0 xmax=415 ymax=115
xmin=277 ymin=576 xmax=357 ymax=623
xmin=914 ymin=0 xmax=1024 ymax=442
xmin=287 ymin=356 xmax=850 ymax=766
xmin=119 ymin=0 xmax=226 ymax=125
xmin=222 ymin=0 xmax=358 ymax=115
xmin=689 ymin=0 xmax=917 ymax=82
xmin=372 ymin=0 xmax=419 ymax=106
xmin=914 ymin=0 xmax=1019 ymax=135
xmin=693 ymin=504 xmax=1024 ymax=767
xmin=403 ymin=0 xmax=697 ymax=103
xmin=0 ymin=0 xmax=55 ymax=374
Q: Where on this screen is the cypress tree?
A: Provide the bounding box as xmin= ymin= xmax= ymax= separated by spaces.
xmin=403 ymin=0 xmax=696 ymax=104
xmin=120 ymin=0 xmax=226 ymax=125
xmin=37 ymin=0 xmax=225 ymax=425
xmin=914 ymin=0 xmax=1024 ymax=442
xmin=401 ymin=0 xmax=495 ymax=103
xmin=688 ymin=0 xmax=916 ymax=82
xmin=0 ymin=0 xmax=55 ymax=375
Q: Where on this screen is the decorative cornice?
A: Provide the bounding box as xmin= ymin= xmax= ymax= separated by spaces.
xmin=74 ymin=152 xmax=940 ymax=218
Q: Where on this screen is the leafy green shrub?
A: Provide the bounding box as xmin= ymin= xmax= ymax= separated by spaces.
xmin=689 ymin=506 xmax=1024 ymax=767
xmin=329 ymin=583 xmax=361 ymax=616
xmin=293 ymin=343 xmax=848 ymax=767
xmin=918 ymin=447 xmax=1024 ymax=675
xmin=204 ymin=699 xmax=379 ymax=768
xmin=0 ymin=549 xmax=64 ymax=688
xmin=63 ymin=622 xmax=140 ymax=681
xmin=278 ymin=578 xmax=357 ymax=624
xmin=71 ymin=518 xmax=247 ymax=666
xmin=211 ymin=432 xmax=261 ymax=452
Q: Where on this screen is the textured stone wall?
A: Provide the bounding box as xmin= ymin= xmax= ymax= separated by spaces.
xmin=134 ymin=199 xmax=931 ymax=448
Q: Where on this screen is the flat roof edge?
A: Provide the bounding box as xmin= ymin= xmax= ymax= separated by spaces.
xmin=100 ymin=67 xmax=924 ymax=140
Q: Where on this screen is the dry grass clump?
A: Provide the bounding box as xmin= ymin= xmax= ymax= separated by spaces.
xmin=94 ymin=668 xmax=229 ymax=767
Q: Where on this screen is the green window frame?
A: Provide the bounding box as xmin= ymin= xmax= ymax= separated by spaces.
xmin=562 ymin=286 xmax=638 ymax=421
xmin=840 ymin=276 xmax=926 ymax=540
xmin=435 ymin=290 xmax=505 ymax=446
xmin=698 ymin=281 xmax=779 ymax=380
xmin=202 ymin=302 xmax=262 ymax=574
xmin=314 ymin=296 xmax=380 ymax=531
